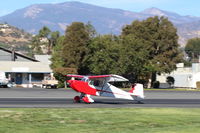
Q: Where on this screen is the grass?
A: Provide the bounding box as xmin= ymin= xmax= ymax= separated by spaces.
xmin=0 ymin=108 xmax=200 ymax=133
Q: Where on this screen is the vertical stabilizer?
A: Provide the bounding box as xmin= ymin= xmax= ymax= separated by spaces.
xmin=129 ymin=83 xmax=144 ymax=99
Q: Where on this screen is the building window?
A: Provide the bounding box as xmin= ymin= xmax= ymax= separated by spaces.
xmin=31 ymin=73 xmax=44 ymax=82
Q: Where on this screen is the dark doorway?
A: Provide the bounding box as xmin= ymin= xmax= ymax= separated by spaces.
xmin=16 ymin=73 xmax=22 ymax=84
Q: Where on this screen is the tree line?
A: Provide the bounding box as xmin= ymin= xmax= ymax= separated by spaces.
xmin=31 ymin=16 xmax=183 ymax=87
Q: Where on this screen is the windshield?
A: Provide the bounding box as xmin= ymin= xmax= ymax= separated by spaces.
xmin=82 ymin=77 xmax=89 ymax=82
xmin=89 ymin=79 xmax=105 ymax=87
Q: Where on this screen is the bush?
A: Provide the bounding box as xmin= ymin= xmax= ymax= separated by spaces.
xmin=196 ymin=81 xmax=200 ymax=89
xmin=153 ymin=81 xmax=160 ymax=88
xmin=53 ymin=67 xmax=77 ymax=88
xmin=166 ymin=76 xmax=175 ymax=86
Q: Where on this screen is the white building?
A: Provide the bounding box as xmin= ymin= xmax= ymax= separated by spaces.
xmin=157 ymin=63 xmax=200 ymax=88
xmin=0 ymin=46 xmax=52 ymax=87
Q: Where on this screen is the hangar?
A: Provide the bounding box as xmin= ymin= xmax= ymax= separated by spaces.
xmin=0 ymin=46 xmax=52 ymax=87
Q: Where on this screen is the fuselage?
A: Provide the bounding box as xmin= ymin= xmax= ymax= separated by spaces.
xmin=67 ymin=80 xmax=98 ymax=96
xmin=67 ymin=74 xmax=144 ymax=103
xmin=67 ymin=79 xmax=139 ymax=100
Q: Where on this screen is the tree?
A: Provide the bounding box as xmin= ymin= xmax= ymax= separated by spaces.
xmin=39 ymin=26 xmax=51 ymax=38
xmin=30 ymin=26 xmax=60 ymax=55
xmin=84 ymin=35 xmax=120 ymax=75
xmin=185 ymin=38 xmax=200 ymax=62
xmin=118 ymin=35 xmax=149 ymax=83
xmin=62 ymin=22 xmax=91 ymax=73
xmin=50 ymin=22 xmax=97 ymax=86
xmin=38 ymin=26 xmax=52 ymax=54
xmin=122 ymin=16 xmax=182 ymax=86
xmin=85 ymin=21 xmax=97 ymax=39
xmin=30 ymin=35 xmax=43 ymax=55
xmin=51 ymin=35 xmax=78 ymax=88
xmin=50 ymin=31 xmax=60 ymax=47
xmin=50 ymin=36 xmax=65 ymax=69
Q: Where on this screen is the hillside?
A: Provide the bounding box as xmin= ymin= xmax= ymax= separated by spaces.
xmin=0 ymin=23 xmax=32 ymax=53
xmin=0 ymin=1 xmax=200 ymax=46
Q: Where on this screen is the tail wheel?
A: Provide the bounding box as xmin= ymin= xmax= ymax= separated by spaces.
xmin=73 ymin=96 xmax=81 ymax=103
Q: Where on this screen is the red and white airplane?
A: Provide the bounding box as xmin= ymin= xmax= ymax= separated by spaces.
xmin=67 ymin=74 xmax=144 ymax=103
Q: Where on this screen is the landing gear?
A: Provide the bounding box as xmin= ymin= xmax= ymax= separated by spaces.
xmin=73 ymin=96 xmax=81 ymax=103
xmin=73 ymin=94 xmax=94 ymax=103
xmin=82 ymin=95 xmax=94 ymax=103
xmin=82 ymin=96 xmax=91 ymax=103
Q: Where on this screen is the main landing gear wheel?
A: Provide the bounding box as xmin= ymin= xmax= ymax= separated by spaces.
xmin=82 ymin=96 xmax=91 ymax=104
xmin=73 ymin=96 xmax=81 ymax=103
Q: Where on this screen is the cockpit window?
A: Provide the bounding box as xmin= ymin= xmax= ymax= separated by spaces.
xmin=94 ymin=80 xmax=100 ymax=86
xmin=89 ymin=79 xmax=104 ymax=87
xmin=89 ymin=80 xmax=94 ymax=85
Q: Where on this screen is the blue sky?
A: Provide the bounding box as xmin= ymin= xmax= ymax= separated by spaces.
xmin=0 ymin=0 xmax=200 ymax=17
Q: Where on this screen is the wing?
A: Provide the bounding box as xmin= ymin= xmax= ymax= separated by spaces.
xmin=88 ymin=74 xmax=128 ymax=82
xmin=66 ymin=74 xmax=84 ymax=79
xmin=67 ymin=74 xmax=128 ymax=82
xmin=108 ymin=75 xmax=128 ymax=82
xmin=88 ymin=75 xmax=111 ymax=79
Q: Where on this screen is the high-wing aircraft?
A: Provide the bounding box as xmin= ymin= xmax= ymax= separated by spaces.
xmin=67 ymin=74 xmax=144 ymax=103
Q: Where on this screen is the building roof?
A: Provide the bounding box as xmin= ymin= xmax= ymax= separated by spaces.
xmin=34 ymin=55 xmax=51 ymax=65
xmin=0 ymin=61 xmax=52 ymax=73
xmin=0 ymin=46 xmax=38 ymax=62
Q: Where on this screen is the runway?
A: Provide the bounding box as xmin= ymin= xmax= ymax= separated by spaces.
xmin=0 ymin=88 xmax=200 ymax=108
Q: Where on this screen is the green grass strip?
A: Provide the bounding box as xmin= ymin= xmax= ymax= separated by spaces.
xmin=0 ymin=108 xmax=200 ymax=133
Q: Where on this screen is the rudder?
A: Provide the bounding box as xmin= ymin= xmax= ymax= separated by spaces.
xmin=129 ymin=83 xmax=144 ymax=99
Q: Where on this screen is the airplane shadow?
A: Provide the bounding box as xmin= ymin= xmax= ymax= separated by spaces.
xmin=93 ymin=99 xmax=200 ymax=105
xmin=93 ymin=100 xmax=141 ymax=104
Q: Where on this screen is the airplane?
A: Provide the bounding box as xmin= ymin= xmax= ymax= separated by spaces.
xmin=67 ymin=74 xmax=144 ymax=104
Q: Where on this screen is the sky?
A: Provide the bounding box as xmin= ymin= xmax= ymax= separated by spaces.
xmin=0 ymin=0 xmax=200 ymax=17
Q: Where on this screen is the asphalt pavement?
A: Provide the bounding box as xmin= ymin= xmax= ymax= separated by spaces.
xmin=0 ymin=87 xmax=200 ymax=108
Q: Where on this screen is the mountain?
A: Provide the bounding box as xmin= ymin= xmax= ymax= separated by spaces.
xmin=0 ymin=1 xmax=200 ymax=46
xmin=140 ymin=7 xmax=200 ymax=45
xmin=141 ymin=7 xmax=200 ymax=24
xmin=0 ymin=1 xmax=148 ymax=34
